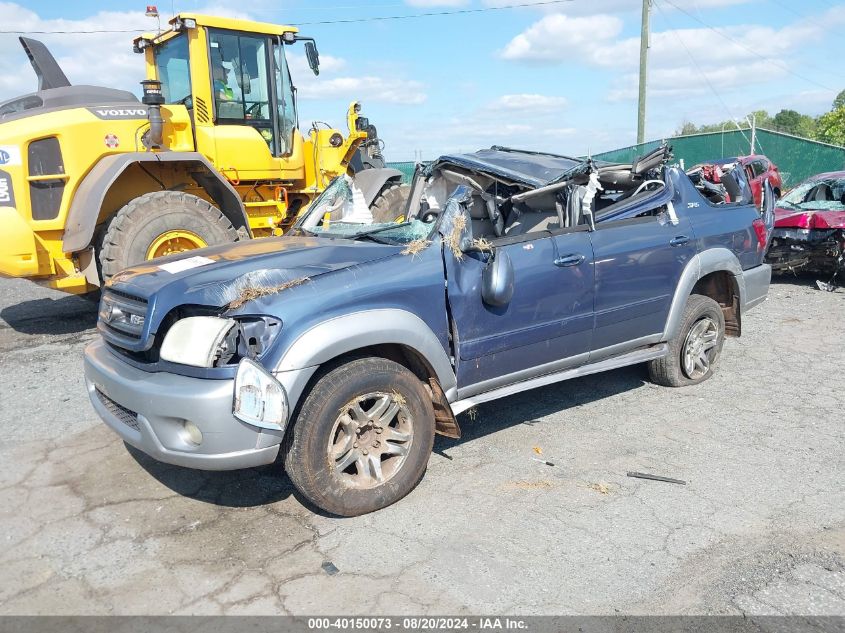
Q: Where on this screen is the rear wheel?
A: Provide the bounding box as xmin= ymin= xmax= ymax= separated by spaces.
xmin=100 ymin=191 xmax=239 ymax=280
xmin=648 ymin=294 xmax=725 ymax=387
xmin=371 ymin=182 xmax=411 ymax=223
xmin=284 ymin=357 xmax=435 ymax=516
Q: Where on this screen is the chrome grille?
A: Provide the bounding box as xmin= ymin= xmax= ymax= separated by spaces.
xmin=99 ymin=289 xmax=148 ymax=340
xmin=95 ymin=388 xmax=140 ymax=431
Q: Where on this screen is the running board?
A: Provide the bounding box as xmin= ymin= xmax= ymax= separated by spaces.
xmin=449 ymin=344 xmax=668 ymax=416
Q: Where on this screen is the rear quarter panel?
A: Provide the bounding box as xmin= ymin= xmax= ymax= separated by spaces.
xmin=672 ymin=170 xmax=764 ymax=270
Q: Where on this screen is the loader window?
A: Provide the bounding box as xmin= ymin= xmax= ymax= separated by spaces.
xmin=154 ymin=34 xmax=191 ymax=104
xmin=273 ymin=41 xmax=296 ymax=156
xmin=209 ymin=29 xmax=276 ymax=153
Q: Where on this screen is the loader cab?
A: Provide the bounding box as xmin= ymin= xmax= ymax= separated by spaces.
xmin=140 ymin=15 xmax=310 ymax=182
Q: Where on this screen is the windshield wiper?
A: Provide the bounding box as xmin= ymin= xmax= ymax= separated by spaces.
xmin=349 ymin=221 xmax=413 ymax=242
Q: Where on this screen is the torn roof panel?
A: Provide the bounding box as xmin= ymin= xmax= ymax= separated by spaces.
xmin=430 ymin=147 xmax=588 ymax=188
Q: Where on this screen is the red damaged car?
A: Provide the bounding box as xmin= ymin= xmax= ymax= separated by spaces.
xmin=766 ymin=171 xmax=845 ymax=288
xmin=711 ymin=155 xmax=782 ymax=207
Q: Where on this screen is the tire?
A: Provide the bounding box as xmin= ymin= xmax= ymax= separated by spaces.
xmin=100 ymin=191 xmax=239 ymax=280
xmin=371 ymin=182 xmax=411 ymax=224
xmin=648 ymin=294 xmax=726 ymax=387
xmin=284 ymin=357 xmax=435 ymax=516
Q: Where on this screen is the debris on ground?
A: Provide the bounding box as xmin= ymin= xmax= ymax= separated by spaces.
xmin=466 ymin=406 xmax=478 ymax=421
xmin=626 ymin=471 xmax=686 ymax=485
xmin=400 ymin=238 xmax=431 ymax=258
xmin=502 ymin=480 xmax=553 ymax=491
xmin=227 ymin=276 xmax=310 ymax=310
xmin=587 ymin=482 xmax=611 ymax=495
xmin=321 ymin=561 xmax=340 ymax=576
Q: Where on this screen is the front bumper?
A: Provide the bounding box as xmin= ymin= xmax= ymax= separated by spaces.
xmin=766 ymin=228 xmax=844 ymax=274
xmin=84 ymin=339 xmax=283 ymax=470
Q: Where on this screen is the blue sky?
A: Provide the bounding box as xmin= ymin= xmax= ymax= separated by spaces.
xmin=2 ymin=0 xmax=844 ymax=161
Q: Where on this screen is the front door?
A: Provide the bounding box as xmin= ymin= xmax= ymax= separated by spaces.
xmin=445 ymin=227 xmax=595 ymax=391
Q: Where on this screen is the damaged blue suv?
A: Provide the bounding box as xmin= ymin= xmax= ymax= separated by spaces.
xmin=84 ymin=146 xmax=773 ymax=515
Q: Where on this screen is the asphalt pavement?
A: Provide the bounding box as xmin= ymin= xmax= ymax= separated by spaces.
xmin=0 ymin=275 xmax=843 ymax=615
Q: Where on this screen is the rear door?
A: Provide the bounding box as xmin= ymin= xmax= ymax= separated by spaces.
xmin=445 ymin=227 xmax=594 ymax=390
xmin=589 ymin=183 xmax=697 ymax=354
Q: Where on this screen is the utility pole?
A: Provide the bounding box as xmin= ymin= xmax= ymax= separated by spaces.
xmin=637 ymin=0 xmax=651 ymax=145
xmin=750 ymin=113 xmax=756 ymax=154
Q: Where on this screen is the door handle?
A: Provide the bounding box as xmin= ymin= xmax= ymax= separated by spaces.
xmin=669 ymin=235 xmax=690 ymax=247
xmin=554 ymin=253 xmax=585 ymax=267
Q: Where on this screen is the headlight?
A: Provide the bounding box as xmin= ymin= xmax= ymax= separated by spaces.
xmin=159 ymin=316 xmax=236 ymax=367
xmin=233 ymin=358 xmax=288 ymax=431
xmin=159 ymin=315 xmax=282 ymax=368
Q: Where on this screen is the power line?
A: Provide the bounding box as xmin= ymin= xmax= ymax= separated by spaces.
xmin=290 ymin=0 xmax=574 ymax=26
xmin=0 ymin=0 xmax=574 ymax=34
xmin=0 ymin=28 xmax=144 ymax=34
xmin=765 ymin=0 xmax=826 ymax=27
xmin=653 ymin=1 xmax=751 ymax=147
xmin=659 ymin=0 xmax=835 ymax=93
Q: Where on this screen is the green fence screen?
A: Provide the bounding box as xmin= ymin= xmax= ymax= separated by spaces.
xmin=388 ymin=129 xmax=845 ymax=189
xmin=384 ymin=161 xmax=418 ymax=184
xmin=591 ymin=128 xmax=845 ymax=189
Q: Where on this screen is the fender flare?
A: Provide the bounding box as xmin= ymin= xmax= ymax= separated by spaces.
xmin=63 ymin=152 xmax=249 ymax=253
xmin=661 ymin=248 xmax=745 ymax=342
xmin=276 ymin=308 xmax=457 ymax=402
xmin=351 ymin=168 xmax=404 ymax=207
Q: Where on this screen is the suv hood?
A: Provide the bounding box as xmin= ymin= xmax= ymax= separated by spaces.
xmin=108 ymin=235 xmax=400 ymax=306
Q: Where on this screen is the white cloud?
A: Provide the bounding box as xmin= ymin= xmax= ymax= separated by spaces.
xmin=0 ymin=2 xmax=250 ymax=99
xmin=490 ymin=93 xmax=568 ymax=112
xmin=287 ymin=52 xmax=426 ymax=105
xmin=300 ymin=76 xmax=427 ymax=105
xmin=607 ymin=60 xmax=783 ymax=102
xmin=500 ymin=5 xmax=845 ymax=100
xmin=0 ymin=2 xmax=426 ymax=110
xmin=499 ymin=13 xmax=623 ymax=63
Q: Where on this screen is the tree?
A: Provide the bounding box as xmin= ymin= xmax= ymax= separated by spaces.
xmin=677 ymin=121 xmax=698 ymax=136
xmin=816 ymin=106 xmax=845 ymax=146
xmin=833 ymin=89 xmax=845 ymax=111
xmin=772 ymin=109 xmax=817 ymax=138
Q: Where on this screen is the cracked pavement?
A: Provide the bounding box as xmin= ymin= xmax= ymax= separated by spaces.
xmin=0 ymin=275 xmax=843 ymax=615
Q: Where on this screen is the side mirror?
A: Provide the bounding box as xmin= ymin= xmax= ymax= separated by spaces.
xmin=481 ymin=249 xmax=514 ymax=307
xmin=304 ymin=41 xmax=320 ymax=76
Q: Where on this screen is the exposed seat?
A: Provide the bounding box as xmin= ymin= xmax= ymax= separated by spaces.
xmin=504 ymin=211 xmax=559 ymax=236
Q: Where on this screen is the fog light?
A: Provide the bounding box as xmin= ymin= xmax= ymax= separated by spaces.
xmin=182 ymin=421 xmax=203 ymax=445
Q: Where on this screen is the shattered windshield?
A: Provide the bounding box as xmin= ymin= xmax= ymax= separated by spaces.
xmin=780 ymin=177 xmax=845 ymax=211
xmin=296 ymin=175 xmax=433 ymax=245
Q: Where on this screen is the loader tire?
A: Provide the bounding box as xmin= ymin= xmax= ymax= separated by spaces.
xmin=100 ymin=191 xmax=238 ymax=280
xmin=371 ymin=182 xmax=411 ymax=223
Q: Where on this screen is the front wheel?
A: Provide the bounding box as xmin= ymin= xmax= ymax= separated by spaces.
xmin=100 ymin=191 xmax=239 ymax=280
xmin=284 ymin=357 xmax=435 ymax=516
xmin=648 ymin=294 xmax=725 ymax=387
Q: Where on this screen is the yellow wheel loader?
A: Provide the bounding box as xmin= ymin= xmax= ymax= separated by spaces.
xmin=0 ymin=13 xmax=408 ymax=295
